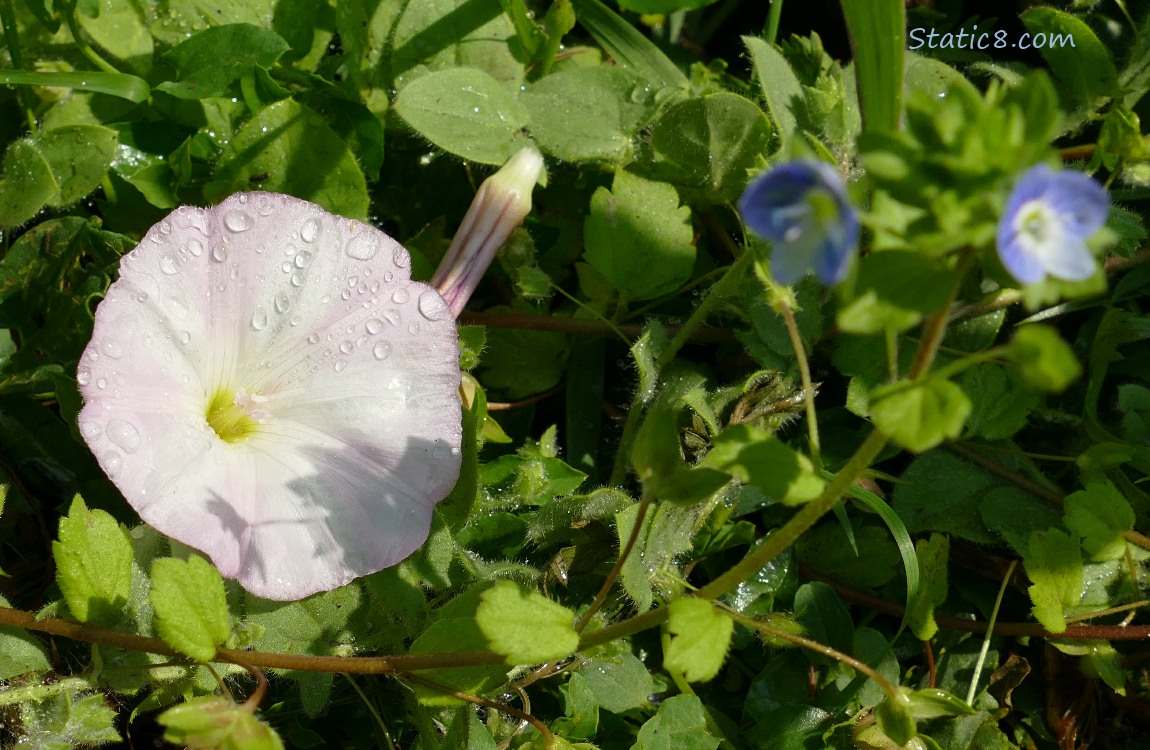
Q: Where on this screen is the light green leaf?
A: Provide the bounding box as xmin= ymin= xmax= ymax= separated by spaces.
xmin=158 ymin=697 xmax=285 ymax=750
xmin=664 ymin=599 xmax=733 ymax=683
xmin=904 ymin=687 xmax=976 ymax=719
xmin=150 ymin=555 xmax=231 ymax=663
xmin=53 ymin=495 xmax=133 ymax=626
xmin=874 ymin=692 xmax=916 ymax=746
xmin=908 ymin=535 xmax=948 ymax=641
xmin=583 ymin=170 xmax=695 ymax=301
xmin=568 ymin=0 xmax=688 ymax=92
xmin=34 ymin=125 xmax=119 ymax=206
xmin=0 ymin=70 xmax=150 ymax=103
xmin=0 ymin=139 xmax=57 ymax=229
xmin=1025 ymin=529 xmax=1082 ymax=633
xmin=841 ymin=0 xmax=905 ymax=132
xmin=1008 ymin=325 xmax=1082 ymax=392
xmin=648 ymin=92 xmax=773 ymax=203
xmin=1021 ymin=8 xmax=1119 ymax=109
xmin=632 ymin=695 xmax=719 ymax=750
xmin=870 ymin=377 xmax=971 ymax=453
xmin=208 ymin=99 xmax=368 ymax=219
xmin=577 ymin=650 xmax=660 ymax=714
xmin=394 ymin=68 xmax=530 ymax=165
xmin=409 ymin=606 xmax=507 ymax=704
xmin=836 ymin=251 xmax=953 ymax=334
xmin=744 ymin=36 xmax=804 ymax=145
xmin=18 ymin=691 xmax=121 ymax=748
xmin=703 ymin=424 xmax=824 ymax=505
xmin=158 ymin=24 xmax=290 ymax=99
xmin=617 ymin=0 xmax=719 ymax=11
xmin=0 ymin=596 xmax=50 ymax=681
xmin=1063 ymin=481 xmax=1134 ymax=561
xmin=77 ymin=0 xmax=153 ymax=72
xmin=523 ymin=66 xmax=654 ymax=163
xmin=476 ymin=580 xmax=579 ymax=664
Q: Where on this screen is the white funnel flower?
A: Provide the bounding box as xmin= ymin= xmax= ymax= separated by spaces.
xmin=77 ymin=193 xmax=462 ymax=601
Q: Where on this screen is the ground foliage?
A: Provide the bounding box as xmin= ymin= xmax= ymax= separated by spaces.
xmin=1 ymin=0 xmax=1150 ymax=748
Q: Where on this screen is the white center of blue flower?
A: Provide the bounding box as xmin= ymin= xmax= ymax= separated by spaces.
xmin=1012 ymin=199 xmax=1063 ymax=259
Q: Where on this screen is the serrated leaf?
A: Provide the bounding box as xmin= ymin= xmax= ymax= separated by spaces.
xmin=150 ymin=555 xmax=231 ymax=663
xmin=1025 ymin=529 xmax=1082 ymax=633
xmin=958 ymin=364 xmax=1039 ymax=440
xmin=18 ymin=691 xmax=121 ymax=749
xmin=664 ymin=598 xmax=733 ymax=683
xmin=631 ymin=695 xmax=719 ymax=750
xmin=158 ymin=24 xmax=290 ymax=99
xmin=158 ymin=697 xmax=285 ymax=750
xmin=870 ymin=377 xmax=971 ymax=453
xmin=703 ymin=424 xmax=824 ymax=505
xmin=53 ymin=495 xmax=133 ymax=626
xmin=475 ymin=580 xmax=578 ymax=664
xmin=1063 ymin=481 xmax=1134 ymax=561
xmin=577 ymin=650 xmax=660 ymax=714
xmin=583 ymin=170 xmax=695 ymax=301
xmin=394 ymin=68 xmax=530 ymax=165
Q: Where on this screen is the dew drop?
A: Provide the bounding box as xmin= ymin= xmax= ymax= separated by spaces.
xmin=179 ymin=330 xmax=191 ymax=344
xmin=295 ymin=250 xmax=312 ymax=268
xmin=258 ymin=196 xmax=273 ymax=216
xmin=418 ymin=291 xmax=447 ymax=321
xmin=393 ymin=245 xmax=410 ymax=268
xmin=392 ymin=288 xmax=409 ymax=304
xmin=341 ymin=289 xmax=352 ymax=300
xmin=284 ymin=242 xmax=297 ymax=257
xmin=307 ymin=333 xmax=320 ymax=344
xmin=282 ymin=261 xmax=293 ymax=273
xmin=79 ymin=420 xmax=102 ymax=440
xmin=384 ymin=271 xmax=394 ymax=282
xmin=77 ymin=366 xmax=91 ymax=386
xmin=238 ymin=194 xmax=248 ymax=204
xmin=168 ymin=295 xmax=190 ymax=318
xmin=408 ymin=322 xmax=421 ymax=335
xmin=101 ymin=340 xmax=123 ymax=359
xmin=301 ymin=217 xmax=322 ymax=243
xmin=251 ymin=307 xmax=268 ymax=331
xmin=372 ymin=341 xmax=392 ymax=360
xmin=96 ymin=377 xmax=107 ymax=389
xmin=345 ymin=233 xmax=379 ymax=260
xmin=187 ymin=238 xmax=204 ymax=256
xmin=211 ymin=245 xmax=228 ymax=262
xmin=224 ymin=209 xmax=254 ymax=232
xmin=291 ymin=271 xmax=306 ymax=287
xmin=160 ymin=221 xmax=172 ymax=234
xmin=370 ymin=281 xmax=380 ymax=293
xmin=334 ymin=360 xmax=349 ymax=372
xmin=383 ymin=309 xmax=401 ymax=327
xmin=159 ymin=253 xmax=180 ymax=275
xmin=107 ymin=419 xmax=142 ymax=454
xmin=274 ymin=293 xmax=291 ymax=313
xmin=290 ymin=315 xmax=301 ymax=326
xmin=102 ymin=450 xmax=124 ymax=476
xmin=348 ymin=276 xmax=358 ymax=288
xmin=366 ymin=318 xmax=383 ymax=334
xmin=339 ymin=340 xmax=353 ymax=355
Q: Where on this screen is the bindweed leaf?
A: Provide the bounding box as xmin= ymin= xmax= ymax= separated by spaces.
xmin=150 ymin=555 xmax=231 ymax=663
xmin=0 ymin=139 xmax=57 ymax=229
xmin=664 ymin=598 xmax=733 ymax=683
xmin=34 ymin=125 xmax=119 ymax=207
xmin=475 ymin=580 xmax=579 ymax=664
xmin=583 ymin=170 xmax=696 ymax=301
xmin=53 ymin=495 xmax=133 ymax=626
xmin=869 ymin=377 xmax=971 ymax=453
xmin=703 ymin=424 xmax=824 ymax=505
xmin=158 ymin=697 xmax=285 ymax=750
xmin=1008 ymin=325 xmax=1082 ymax=392
xmin=1025 ymin=529 xmax=1082 ymax=633
xmin=158 ymin=24 xmax=290 ymax=99
xmin=632 ymin=694 xmax=720 ymax=750
xmin=1063 ymin=481 xmax=1134 ymax=561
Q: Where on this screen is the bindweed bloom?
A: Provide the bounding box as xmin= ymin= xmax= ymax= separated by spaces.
xmin=737 ymin=159 xmax=859 ymax=286
xmin=996 ymin=163 xmax=1110 ymax=285
xmin=77 ymin=149 xmax=543 ymax=601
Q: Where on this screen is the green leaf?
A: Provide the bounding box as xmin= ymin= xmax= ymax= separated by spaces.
xmin=869 ymin=377 xmax=972 ymax=453
xmin=1025 ymin=529 xmax=1082 ymax=633
xmin=703 ymin=424 xmax=824 ymax=505
xmin=908 ymin=535 xmax=948 ymax=641
xmin=577 ymin=649 xmax=660 ymax=714
xmin=617 ymin=0 xmax=719 ymax=12
xmin=394 ymin=67 xmax=530 ymax=165
xmin=410 ymin=616 xmax=507 ymax=704
xmin=52 ymin=495 xmax=133 ymax=626
xmin=475 ymin=580 xmax=579 ymax=664
xmin=632 ymin=695 xmax=720 ymax=750
xmin=874 ymin=692 xmax=916 ymax=746
xmin=523 ymin=66 xmax=654 ymax=163
xmin=150 ymin=555 xmax=231 ymax=663
xmin=158 ymin=697 xmax=286 ymax=750
xmin=904 ymin=687 xmax=976 ymax=719
xmin=208 ymin=99 xmax=369 ymax=219
xmin=632 ymin=402 xmax=729 ymax=503
xmin=1008 ymin=325 xmax=1082 ymax=392
xmin=0 ymin=70 xmax=150 ymax=102
xmin=797 ymin=522 xmax=900 ymax=589
xmin=793 ymin=582 xmax=853 ymax=662
xmin=76 ymin=0 xmax=153 ymax=72
xmin=34 ymin=125 xmax=119 ymax=206
xmin=647 ymin=92 xmax=773 ymax=203
xmin=664 ymin=598 xmax=733 ymax=683
xmin=1063 ymin=481 xmax=1134 ymax=561
xmin=840 ymin=0 xmax=905 ymax=132
xmin=836 ymin=251 xmax=953 ymax=334
xmin=891 ymin=452 xmax=1008 ymax=546
xmin=744 ymin=36 xmax=804 ymax=146
xmin=568 ymin=0 xmax=688 ymax=92
xmin=18 ymin=691 xmax=121 ymax=748
xmin=158 ymin=24 xmax=290 ymax=99
xmin=583 ymin=170 xmax=695 ymax=301
xmin=0 ymin=596 xmax=50 ymax=681
xmin=958 ymin=364 xmax=1039 ymax=440
xmin=0 ymin=139 xmax=57 ymax=229
xmin=1020 ymin=8 xmax=1119 ymax=109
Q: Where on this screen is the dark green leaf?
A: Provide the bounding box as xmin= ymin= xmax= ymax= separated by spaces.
xmin=158 ymin=24 xmax=290 ymax=99
xmin=841 ymin=0 xmax=905 ymax=132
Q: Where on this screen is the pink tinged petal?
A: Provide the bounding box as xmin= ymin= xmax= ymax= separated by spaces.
xmin=432 ymin=147 xmax=544 ymax=317
xmin=78 ymin=192 xmax=462 ymax=601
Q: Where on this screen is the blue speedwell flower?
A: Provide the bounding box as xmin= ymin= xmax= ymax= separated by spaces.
xmin=996 ymin=164 xmax=1110 ymax=285
xmin=738 ymin=159 xmax=859 ymax=285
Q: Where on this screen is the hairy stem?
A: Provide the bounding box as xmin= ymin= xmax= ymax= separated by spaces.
xmin=575 ymin=493 xmax=652 ymax=632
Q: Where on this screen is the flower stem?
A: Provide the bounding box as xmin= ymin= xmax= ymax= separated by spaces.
xmin=778 ymin=298 xmax=820 ymax=465
xmin=61 ymin=0 xmax=120 ymax=74
xmin=966 ymin=560 xmax=1016 ymax=706
xmin=575 ymin=492 xmax=651 ymax=633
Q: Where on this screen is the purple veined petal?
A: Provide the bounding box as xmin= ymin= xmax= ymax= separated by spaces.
xmin=77 ymin=192 xmax=462 ymax=601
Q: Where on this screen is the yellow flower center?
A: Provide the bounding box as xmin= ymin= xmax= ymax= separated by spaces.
xmin=204 ymin=388 xmax=261 ymax=443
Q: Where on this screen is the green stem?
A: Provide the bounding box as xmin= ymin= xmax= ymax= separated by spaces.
xmin=550 ymin=281 xmax=631 ymax=345
xmin=239 ymin=72 xmax=262 ymax=114
xmin=61 ymin=0 xmax=119 ymax=74
xmin=965 ymin=560 xmax=1016 ymax=706
xmin=575 ymin=492 xmax=652 ymax=632
xmin=608 ymin=249 xmax=755 ymax=486
xmin=778 ymin=298 xmax=820 ymax=465
xmin=0 ymin=0 xmax=36 ymax=129
xmin=764 ymin=0 xmax=784 ymax=44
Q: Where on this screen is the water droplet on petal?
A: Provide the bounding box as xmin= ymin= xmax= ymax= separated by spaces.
xmin=251 ymin=307 xmax=268 ymax=330
xmin=301 ymin=217 xmax=322 ymax=243
xmin=179 ymin=330 xmax=191 ymax=344
xmin=383 ymin=309 xmax=401 ymax=326
xmin=295 ymin=250 xmax=312 ymax=268
xmin=101 ymin=340 xmax=123 ymax=358
xmin=168 ymin=296 xmax=189 ymax=318
xmin=418 ymin=291 xmax=447 ymax=321
xmin=77 ymin=366 xmax=91 ymax=385
xmin=334 ymin=360 xmax=348 ymax=372
xmin=291 ymin=271 xmax=306 ymax=287
xmin=79 ymin=420 xmax=101 ymax=440
xmin=96 ymin=377 xmax=107 ymax=389
xmin=107 ymin=419 xmax=142 ymax=453
xmin=384 ymin=271 xmax=394 ymax=282
xmin=212 ymin=245 xmax=228 ymax=262
xmin=274 ymin=293 xmax=291 ymax=313
xmin=258 ymin=196 xmax=273 ymax=216
xmin=307 ymin=333 xmax=320 ymax=344
xmin=393 ymin=245 xmax=410 ymax=268
xmin=341 ymin=289 xmax=352 ymax=300
xmin=408 ymin=322 xmax=421 ymax=335
xmin=339 ymin=340 xmax=353 ymax=354
xmin=159 ymin=253 xmax=180 ymax=275
xmin=187 ymin=238 xmax=204 ymax=256
xmin=282 ymin=261 xmax=293 ymax=273
xmin=345 ymin=233 xmax=379 ymax=260
xmin=224 ymin=209 xmax=254 ymax=232
xmin=366 ymin=318 xmax=383 ymax=334
xmin=102 ymin=450 xmax=123 ymax=476
xmin=372 ymin=341 xmax=391 ymax=360
xmin=160 ymin=221 xmax=172 ymax=234
xmin=392 ymin=288 xmax=409 ymax=304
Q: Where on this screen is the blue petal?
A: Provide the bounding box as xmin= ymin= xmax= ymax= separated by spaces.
xmin=996 ymin=229 xmax=1046 ymax=285
xmin=1040 ymin=236 xmax=1097 ymax=281
xmin=1037 ymin=170 xmax=1109 ymax=238
xmin=813 ymin=203 xmax=859 ymax=284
